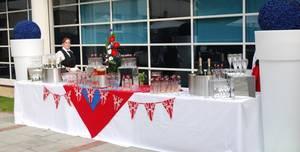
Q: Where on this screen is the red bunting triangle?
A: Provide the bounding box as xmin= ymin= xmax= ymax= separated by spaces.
xmin=64 ymin=91 xmax=72 ymax=107
xmin=128 ymin=101 xmax=139 ymax=119
xmin=162 ymin=98 xmax=175 ymax=119
xmin=43 ymin=87 xmax=50 ymax=101
xmin=144 ymin=103 xmax=156 ymax=121
xmin=53 ymin=94 xmax=61 ymax=109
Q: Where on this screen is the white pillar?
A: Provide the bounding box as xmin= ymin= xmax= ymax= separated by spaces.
xmin=31 ymin=0 xmax=54 ymax=55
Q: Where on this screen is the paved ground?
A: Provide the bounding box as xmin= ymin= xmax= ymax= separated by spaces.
xmin=0 ymin=112 xmax=155 ymax=152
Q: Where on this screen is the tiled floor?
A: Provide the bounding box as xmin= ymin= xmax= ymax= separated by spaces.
xmin=0 ymin=112 xmax=155 ymax=152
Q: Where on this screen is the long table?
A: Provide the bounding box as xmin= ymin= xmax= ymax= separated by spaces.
xmin=14 ymin=81 xmax=263 ymax=152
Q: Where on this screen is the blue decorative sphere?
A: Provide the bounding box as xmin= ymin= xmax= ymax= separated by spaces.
xmin=13 ymin=20 xmax=41 ymax=39
xmin=258 ymin=0 xmax=300 ymax=30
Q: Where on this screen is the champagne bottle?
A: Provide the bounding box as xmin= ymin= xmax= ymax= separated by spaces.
xmin=196 ymin=57 xmax=204 ymax=75
xmin=207 ymin=58 xmax=212 ymax=75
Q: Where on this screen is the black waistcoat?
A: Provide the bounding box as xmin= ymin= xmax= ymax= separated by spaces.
xmin=60 ymin=49 xmax=76 ymax=67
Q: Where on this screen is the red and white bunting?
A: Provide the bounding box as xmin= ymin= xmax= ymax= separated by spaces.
xmin=74 ymin=86 xmax=82 ymax=102
xmin=53 ymin=94 xmax=61 ymax=109
xmin=87 ymin=88 xmax=95 ymax=103
xmin=64 ymin=91 xmax=72 ymax=106
xmin=162 ymin=98 xmax=175 ymax=119
xmin=113 ymin=95 xmax=123 ymax=111
xmin=128 ymin=101 xmax=139 ymax=119
xmin=43 ymin=87 xmax=50 ymax=101
xmin=144 ymin=103 xmax=156 ymax=121
xmin=100 ymin=90 xmax=109 ymax=105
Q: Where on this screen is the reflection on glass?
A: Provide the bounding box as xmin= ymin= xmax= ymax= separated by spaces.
xmin=0 ymin=14 xmax=6 ymax=28
xmin=81 ymin=3 xmax=109 ymax=23
xmin=82 ymin=46 xmax=106 ymax=65
xmin=194 ymin=0 xmax=242 ymax=16
xmin=112 ymin=0 xmax=147 ymax=21
xmin=0 ymin=64 xmax=10 ymax=78
xmin=8 ymin=0 xmax=27 ymax=11
xmin=151 ymin=46 xmax=191 ymax=68
xmin=54 ymin=26 xmax=80 ymax=44
xmin=247 ymin=0 xmax=267 ymax=13
xmin=54 ymin=6 xmax=78 ymax=25
xmin=0 ymin=0 xmax=6 ymax=12
xmin=81 ymin=25 xmax=110 ymax=44
xmin=53 ymin=0 xmax=78 ymax=6
xmin=246 ymin=16 xmax=260 ymax=42
xmin=55 ymin=47 xmax=81 ymax=65
xmin=194 ymin=45 xmax=242 ymax=68
xmin=150 ymin=0 xmax=190 ymax=19
xmin=113 ymin=22 xmax=147 ymax=44
xmin=80 ymin=0 xmax=108 ymax=2
xmin=0 ymin=48 xmax=9 ymax=62
xmin=8 ymin=12 xmax=28 ymax=28
xmin=194 ymin=17 xmax=242 ymax=42
xmin=118 ymin=46 xmax=148 ymax=67
xmin=0 ymin=31 xmax=8 ymax=45
xmin=12 ymin=64 xmax=15 ymax=79
xmin=151 ymin=20 xmax=191 ymax=43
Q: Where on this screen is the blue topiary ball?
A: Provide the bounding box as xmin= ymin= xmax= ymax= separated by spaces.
xmin=13 ymin=20 xmax=41 ymax=39
xmin=258 ymin=0 xmax=300 ymax=30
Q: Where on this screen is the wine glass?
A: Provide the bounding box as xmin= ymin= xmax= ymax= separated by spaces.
xmin=242 ymin=59 xmax=248 ymax=74
xmin=227 ymin=54 xmax=233 ymax=71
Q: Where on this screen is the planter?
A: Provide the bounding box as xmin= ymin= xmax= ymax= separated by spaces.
xmin=10 ymin=39 xmax=43 ymax=80
xmin=255 ymin=30 xmax=300 ymax=152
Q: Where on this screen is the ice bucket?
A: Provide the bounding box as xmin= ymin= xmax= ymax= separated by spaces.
xmin=42 ymin=68 xmax=63 ymax=83
xmin=188 ymin=74 xmax=212 ymax=96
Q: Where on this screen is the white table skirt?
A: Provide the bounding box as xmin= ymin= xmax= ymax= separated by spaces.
xmin=14 ymin=81 xmax=263 ymax=152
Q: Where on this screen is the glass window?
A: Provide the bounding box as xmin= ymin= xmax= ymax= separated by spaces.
xmin=11 ymin=64 xmax=15 ymax=79
xmin=53 ymin=0 xmax=78 ymax=6
xmin=113 ymin=22 xmax=147 ymax=44
xmin=119 ymin=46 xmax=148 ymax=67
xmin=0 ymin=64 xmax=10 ymax=78
xmin=81 ymin=3 xmax=109 ymax=23
xmin=246 ymin=16 xmax=260 ymax=42
xmin=0 ymin=14 xmax=7 ymax=28
xmin=80 ymin=0 xmax=108 ymax=2
xmin=54 ymin=6 xmax=78 ymax=25
xmin=81 ymin=25 xmax=110 ymax=44
xmin=151 ymin=20 xmax=191 ymax=43
xmin=0 ymin=47 xmax=9 ymax=62
xmin=150 ymin=0 xmax=190 ymax=19
xmin=54 ymin=26 xmax=80 ymax=44
xmin=8 ymin=12 xmax=28 ymax=28
xmin=247 ymin=0 xmax=267 ymax=13
xmin=194 ymin=0 xmax=242 ymax=16
xmin=55 ymin=47 xmax=80 ymax=65
xmin=8 ymin=0 xmax=27 ymax=11
xmin=0 ymin=0 xmax=6 ymax=12
xmin=151 ymin=46 xmax=191 ymax=68
xmin=194 ymin=45 xmax=242 ymax=68
xmin=0 ymin=31 xmax=8 ymax=45
xmin=82 ymin=46 xmax=106 ymax=65
xmin=246 ymin=45 xmax=256 ymax=69
xmin=194 ymin=17 xmax=242 ymax=42
xmin=151 ymin=70 xmax=189 ymax=87
xmin=112 ymin=0 xmax=147 ymax=21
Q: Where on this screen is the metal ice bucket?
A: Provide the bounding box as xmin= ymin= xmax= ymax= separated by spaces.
xmin=230 ymin=75 xmax=256 ymax=97
xmin=188 ymin=74 xmax=213 ymax=96
xmin=42 ymin=68 xmax=63 ymax=83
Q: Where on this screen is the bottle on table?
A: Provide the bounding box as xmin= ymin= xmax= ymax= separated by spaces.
xmin=207 ymin=58 xmax=212 ymax=75
xmin=196 ymin=57 xmax=204 ymax=75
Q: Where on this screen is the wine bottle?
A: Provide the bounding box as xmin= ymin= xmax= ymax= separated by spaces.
xmin=196 ymin=57 xmax=204 ymax=75
xmin=207 ymin=58 xmax=212 ymax=75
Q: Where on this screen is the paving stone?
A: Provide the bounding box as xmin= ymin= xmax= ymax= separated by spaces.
xmin=89 ymin=143 xmax=125 ymax=152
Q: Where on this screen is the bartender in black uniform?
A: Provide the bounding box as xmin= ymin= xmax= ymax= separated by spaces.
xmin=55 ymin=37 xmax=76 ymax=68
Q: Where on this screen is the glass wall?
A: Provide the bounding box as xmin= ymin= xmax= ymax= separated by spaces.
xmin=52 ymin=0 xmax=265 ymax=86
xmin=0 ymin=0 xmax=31 ymax=79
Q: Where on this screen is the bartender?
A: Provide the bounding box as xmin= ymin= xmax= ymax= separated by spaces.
xmin=55 ymin=37 xmax=76 ymax=68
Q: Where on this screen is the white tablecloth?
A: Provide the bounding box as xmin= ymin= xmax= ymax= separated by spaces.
xmin=14 ymin=81 xmax=263 ymax=152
